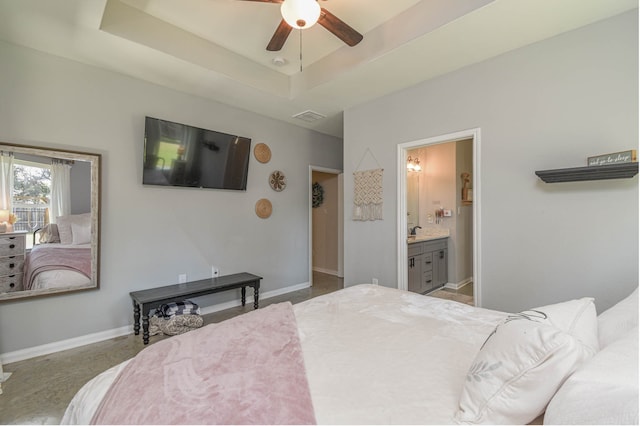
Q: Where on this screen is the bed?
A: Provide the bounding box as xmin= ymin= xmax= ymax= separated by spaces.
xmin=24 ymin=214 xmax=92 ymax=290
xmin=61 ymin=284 xmax=638 ymax=425
xmin=24 ymin=243 xmax=91 ymax=290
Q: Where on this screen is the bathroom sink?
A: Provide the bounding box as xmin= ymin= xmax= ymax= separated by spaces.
xmin=407 ymin=229 xmax=450 ymax=243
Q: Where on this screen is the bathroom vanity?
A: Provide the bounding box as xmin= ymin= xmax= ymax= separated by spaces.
xmin=408 ymin=236 xmax=448 ymax=294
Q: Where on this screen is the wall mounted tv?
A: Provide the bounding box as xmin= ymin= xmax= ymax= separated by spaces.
xmin=143 ymin=116 xmax=252 ymax=190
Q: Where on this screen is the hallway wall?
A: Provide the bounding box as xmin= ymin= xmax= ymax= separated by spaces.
xmin=312 ymin=171 xmax=339 ymax=275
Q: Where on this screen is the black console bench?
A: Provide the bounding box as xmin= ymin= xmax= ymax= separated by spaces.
xmin=130 ymin=272 xmax=262 ymax=344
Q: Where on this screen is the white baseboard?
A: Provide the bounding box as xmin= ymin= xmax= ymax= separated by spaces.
xmin=199 ymin=281 xmax=310 ymax=316
xmin=444 ymin=277 xmax=473 ymax=291
xmin=312 ymin=266 xmax=339 ymax=276
xmin=0 ymin=325 xmax=133 ymax=365
xmin=0 ymin=281 xmax=311 ymax=365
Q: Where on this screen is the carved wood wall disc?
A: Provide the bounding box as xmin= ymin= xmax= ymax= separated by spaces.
xmin=255 ymin=198 xmax=272 ymax=219
xmin=254 ymin=143 xmax=272 ymax=163
xmin=269 ymin=170 xmax=286 ymax=192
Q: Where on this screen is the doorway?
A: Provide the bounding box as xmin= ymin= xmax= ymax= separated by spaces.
xmin=309 ymin=166 xmax=344 ymax=292
xmin=397 ymin=128 xmax=481 ymax=306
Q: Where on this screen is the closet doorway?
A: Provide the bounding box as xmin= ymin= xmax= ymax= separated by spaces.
xmin=309 ymin=166 xmax=344 ymax=290
xmin=397 ymin=128 xmax=481 ymax=306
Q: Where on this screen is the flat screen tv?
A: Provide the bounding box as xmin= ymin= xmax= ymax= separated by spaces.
xmin=143 ymin=116 xmax=252 ymax=190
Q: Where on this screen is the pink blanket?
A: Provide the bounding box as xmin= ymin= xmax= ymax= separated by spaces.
xmin=23 ymin=246 xmax=91 ymax=290
xmin=91 ymin=302 xmax=316 ymax=425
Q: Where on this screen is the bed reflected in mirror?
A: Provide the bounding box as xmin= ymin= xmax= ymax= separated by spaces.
xmin=0 ymin=142 xmax=100 ymax=302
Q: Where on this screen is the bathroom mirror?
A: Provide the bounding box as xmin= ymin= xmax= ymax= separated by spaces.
xmin=0 ymin=142 xmax=100 ymax=302
xmin=407 ymin=172 xmax=420 ymax=229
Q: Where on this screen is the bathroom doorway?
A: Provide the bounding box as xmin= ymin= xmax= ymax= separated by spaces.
xmin=397 ymin=128 xmax=481 ymax=306
xmin=309 ymin=166 xmax=344 ymax=291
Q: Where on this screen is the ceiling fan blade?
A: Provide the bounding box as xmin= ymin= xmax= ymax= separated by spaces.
xmin=318 ymin=7 xmax=363 ymax=47
xmin=267 ymin=19 xmax=292 ymax=51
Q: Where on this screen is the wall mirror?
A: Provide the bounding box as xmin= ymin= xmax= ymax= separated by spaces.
xmin=0 ymin=142 xmax=100 ymax=302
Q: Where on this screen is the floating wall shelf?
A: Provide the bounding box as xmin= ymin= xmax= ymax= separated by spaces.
xmin=535 ymin=162 xmax=639 ymax=183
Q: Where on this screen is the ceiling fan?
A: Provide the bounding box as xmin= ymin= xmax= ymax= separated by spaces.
xmin=240 ymin=0 xmax=363 ymax=51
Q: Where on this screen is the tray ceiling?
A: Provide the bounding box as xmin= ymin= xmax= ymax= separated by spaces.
xmin=0 ymin=0 xmax=636 ymax=137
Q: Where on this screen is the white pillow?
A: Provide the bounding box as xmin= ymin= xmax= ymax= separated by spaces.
xmin=454 ymin=298 xmax=598 ymax=425
xmin=56 ymin=213 xmax=91 ymax=245
xmin=598 ymin=288 xmax=638 ymax=348
xmin=544 ymin=327 xmax=639 ymax=425
xmin=71 ymin=222 xmax=91 ymax=245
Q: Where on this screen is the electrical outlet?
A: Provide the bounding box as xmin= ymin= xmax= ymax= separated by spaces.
xmin=178 ymin=273 xmax=187 ymax=283
xmin=372 ymin=278 xmax=378 ymax=285
xmin=211 ymin=266 xmax=220 ymax=278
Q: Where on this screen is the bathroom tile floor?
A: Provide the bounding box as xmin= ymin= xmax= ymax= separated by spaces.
xmin=0 ymin=273 xmax=472 ymax=424
xmin=430 ymin=282 xmax=475 ymax=306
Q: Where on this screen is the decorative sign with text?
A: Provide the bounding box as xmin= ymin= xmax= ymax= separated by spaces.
xmin=587 ymin=150 xmax=637 ymax=167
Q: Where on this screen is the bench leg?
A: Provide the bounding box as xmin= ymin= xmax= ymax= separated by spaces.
xmin=241 ymin=286 xmax=246 ymax=306
xmin=133 ymin=301 xmax=140 ymax=335
xmin=253 ymin=286 xmax=259 ymax=309
xmin=142 ymin=314 xmax=150 ymax=345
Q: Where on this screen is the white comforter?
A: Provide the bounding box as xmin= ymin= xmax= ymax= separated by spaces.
xmin=295 ymin=284 xmax=506 ymax=424
xmin=62 ymin=284 xmax=507 ymax=424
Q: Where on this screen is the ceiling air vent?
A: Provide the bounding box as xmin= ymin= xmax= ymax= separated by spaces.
xmin=292 ymin=110 xmax=326 ymax=123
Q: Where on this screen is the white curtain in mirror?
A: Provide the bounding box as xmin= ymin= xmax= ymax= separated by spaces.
xmin=0 ymin=151 xmax=13 ymax=210
xmin=50 ymin=159 xmax=72 ymax=222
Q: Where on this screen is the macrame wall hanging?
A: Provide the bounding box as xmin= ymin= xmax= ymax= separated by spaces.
xmin=353 ymin=148 xmax=383 ymax=221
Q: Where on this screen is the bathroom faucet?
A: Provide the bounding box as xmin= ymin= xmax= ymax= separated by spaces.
xmin=409 ymin=226 xmax=422 ymax=236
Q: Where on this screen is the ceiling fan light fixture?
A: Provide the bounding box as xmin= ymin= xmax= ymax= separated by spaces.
xmin=280 ymin=0 xmax=321 ymax=29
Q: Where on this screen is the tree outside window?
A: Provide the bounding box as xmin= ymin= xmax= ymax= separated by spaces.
xmin=12 ymin=161 xmax=51 ymax=248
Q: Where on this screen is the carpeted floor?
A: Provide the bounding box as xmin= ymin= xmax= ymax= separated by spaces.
xmin=0 ymin=273 xmax=343 ymax=425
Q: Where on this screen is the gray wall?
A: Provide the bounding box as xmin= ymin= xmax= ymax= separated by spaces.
xmin=344 ymin=11 xmax=638 ymax=313
xmin=70 ymin=160 xmax=91 ymax=214
xmin=0 ymin=40 xmax=342 ymax=354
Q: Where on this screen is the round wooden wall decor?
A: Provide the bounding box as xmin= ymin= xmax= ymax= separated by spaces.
xmin=255 ymin=198 xmax=272 ymax=219
xmin=269 ymin=170 xmax=286 ymax=192
xmin=254 ymin=143 xmax=272 ymax=163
